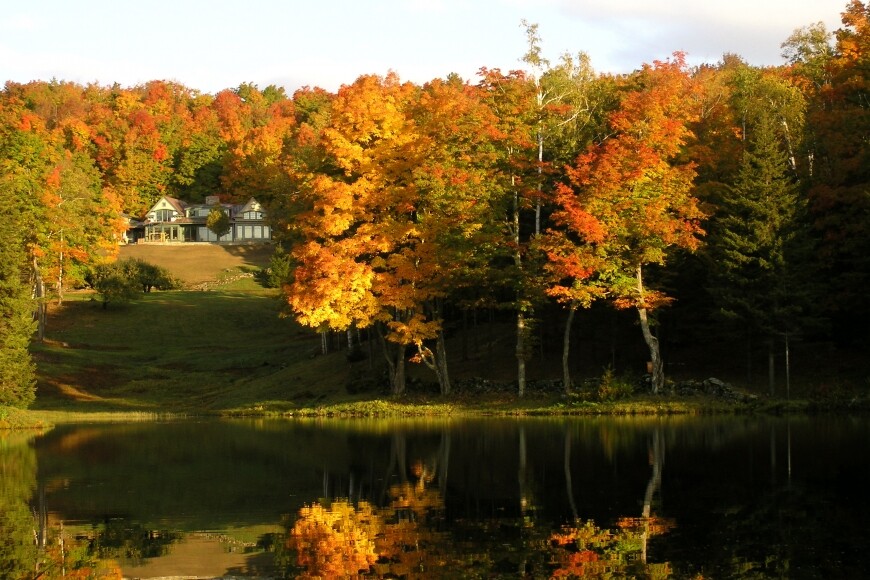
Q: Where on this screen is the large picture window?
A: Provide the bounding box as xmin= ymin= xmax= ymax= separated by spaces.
xmin=155 ymin=209 xmax=174 ymax=222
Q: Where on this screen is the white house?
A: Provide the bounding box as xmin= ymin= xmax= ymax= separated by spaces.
xmin=137 ymin=195 xmax=272 ymax=243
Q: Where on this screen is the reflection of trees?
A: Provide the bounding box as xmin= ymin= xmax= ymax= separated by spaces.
xmin=290 ymin=500 xmax=382 ymax=577
xmin=287 ymin=472 xmax=447 ymax=578
xmin=288 ymin=423 xmax=682 ymax=578
xmin=1 ymin=432 xmax=125 ymax=579
xmin=288 ymin=430 xmax=452 ymax=578
xmin=552 ymin=424 xmax=674 ymax=578
xmin=0 ymin=433 xmax=39 ymax=579
xmin=90 ymin=521 xmax=180 ymax=565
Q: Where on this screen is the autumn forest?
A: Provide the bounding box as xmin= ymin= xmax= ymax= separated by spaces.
xmin=1 ymin=2 xmax=869 ymax=406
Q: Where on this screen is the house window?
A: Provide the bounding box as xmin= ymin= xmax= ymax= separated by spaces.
xmin=155 ymin=209 xmax=174 ymax=222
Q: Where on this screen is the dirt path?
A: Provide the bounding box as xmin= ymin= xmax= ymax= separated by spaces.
xmin=119 ymin=243 xmax=274 ymax=286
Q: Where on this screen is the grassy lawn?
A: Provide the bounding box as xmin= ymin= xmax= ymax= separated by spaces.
xmin=31 ymin=285 xmax=361 ymax=416
xmin=28 ymin=283 xmax=756 ymax=421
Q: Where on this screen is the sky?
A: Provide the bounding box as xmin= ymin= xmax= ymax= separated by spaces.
xmin=0 ymin=0 xmax=848 ymax=95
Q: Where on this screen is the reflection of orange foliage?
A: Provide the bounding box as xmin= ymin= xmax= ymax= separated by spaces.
xmin=41 ymin=537 xmax=124 ymax=579
xmin=289 ymin=500 xmax=381 ymax=578
xmin=377 ymin=480 xmax=446 ymax=577
xmin=289 ymin=468 xmax=447 ymax=578
xmin=549 ymin=518 xmax=674 ymax=578
xmin=616 ymin=516 xmax=676 ymax=537
xmin=550 ymin=520 xmax=617 ymax=577
xmin=551 ymin=549 xmax=602 ymax=578
xmin=61 ymin=561 xmax=123 ymax=580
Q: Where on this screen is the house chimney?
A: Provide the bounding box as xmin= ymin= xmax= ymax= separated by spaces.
xmin=205 ymin=195 xmax=220 ymax=206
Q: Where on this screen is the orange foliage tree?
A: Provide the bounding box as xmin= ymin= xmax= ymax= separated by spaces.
xmin=558 ymin=54 xmax=705 ymax=393
xmin=287 ymin=74 xmax=503 ymax=395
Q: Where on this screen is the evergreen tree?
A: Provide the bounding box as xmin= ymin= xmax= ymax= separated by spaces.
xmin=707 ymin=112 xmax=810 ymax=392
xmin=0 ymin=190 xmax=36 ymax=407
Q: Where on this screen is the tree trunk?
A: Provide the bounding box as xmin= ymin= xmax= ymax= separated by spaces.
xmin=768 ymin=339 xmax=775 ymax=397
xmin=57 ymin=232 xmax=65 ymax=305
xmin=562 ymin=305 xmax=577 ymax=395
xmin=516 ymin=311 xmax=527 ymax=397
xmin=32 ymin=257 xmax=46 ymax=342
xmin=745 ymin=327 xmax=753 ymax=386
xmin=785 ymin=332 xmax=791 ymax=401
xmin=436 ymin=329 xmax=451 ymax=395
xmin=636 ymin=266 xmax=664 ymax=394
xmin=377 ymin=325 xmax=406 ymax=395
xmin=392 ymin=345 xmax=406 ymax=395
xmin=461 ymin=309 xmax=469 ymax=361
xmin=535 ymin=131 xmax=543 ymax=236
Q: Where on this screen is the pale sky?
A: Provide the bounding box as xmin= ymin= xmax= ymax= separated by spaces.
xmin=0 ymin=0 xmax=847 ymax=95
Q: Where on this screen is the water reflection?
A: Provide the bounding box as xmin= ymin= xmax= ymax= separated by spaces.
xmin=283 ymin=423 xmax=673 ymax=578
xmin=0 ymin=430 xmax=126 ymax=579
xmin=4 ymin=416 xmax=869 ymax=578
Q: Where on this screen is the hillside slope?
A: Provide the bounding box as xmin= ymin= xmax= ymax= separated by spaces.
xmin=119 ymin=243 xmax=274 ymax=287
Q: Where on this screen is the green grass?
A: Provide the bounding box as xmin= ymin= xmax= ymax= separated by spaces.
xmin=31 ymin=288 xmax=361 ymax=416
xmin=30 ymin=287 xmax=757 ymax=421
xmin=0 ymin=405 xmax=53 ymax=430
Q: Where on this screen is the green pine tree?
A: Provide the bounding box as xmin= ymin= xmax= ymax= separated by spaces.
xmin=708 ymin=112 xmax=810 ymax=392
xmin=0 ymin=163 xmax=37 ymax=409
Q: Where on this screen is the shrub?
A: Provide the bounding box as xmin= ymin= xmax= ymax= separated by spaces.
xmin=87 ymin=258 xmax=179 ymax=308
xmin=88 ymin=262 xmax=140 ymax=308
xmin=121 ymin=258 xmax=180 ymax=292
xmin=263 ymin=244 xmax=292 ymax=288
xmin=595 ymin=367 xmax=635 ymax=402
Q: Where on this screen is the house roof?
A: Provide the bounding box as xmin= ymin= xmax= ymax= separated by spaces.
xmin=141 ymin=195 xmax=266 ymax=224
xmin=162 ymin=196 xmax=188 ymax=214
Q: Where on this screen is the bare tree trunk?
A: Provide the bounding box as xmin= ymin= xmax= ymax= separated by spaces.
xmin=768 ymin=339 xmax=775 ymax=397
xmin=562 ymin=305 xmax=577 ymax=394
xmin=517 ymin=311 xmax=527 ymax=397
xmin=636 ymin=266 xmax=664 ymax=393
xmin=535 ymin=132 xmax=543 ymax=236
xmin=436 ymin=329 xmax=451 ymax=395
xmin=461 ymin=309 xmax=469 ymax=361
xmin=393 ymin=347 xmax=406 ymax=395
xmin=745 ymin=327 xmax=753 ymax=386
xmin=785 ymin=332 xmax=791 ymax=401
xmin=32 ymin=257 xmax=46 ymax=342
xmin=512 ymin=172 xmax=527 ymax=398
xmin=57 ymin=231 xmax=65 ymax=305
xmin=377 ymin=325 xmax=407 ymax=395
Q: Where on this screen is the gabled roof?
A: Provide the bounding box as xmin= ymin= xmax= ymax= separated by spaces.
xmin=143 ymin=195 xmax=266 ymax=223
xmin=146 ymin=195 xmax=188 ymax=216
xmin=237 ymin=197 xmax=263 ymax=214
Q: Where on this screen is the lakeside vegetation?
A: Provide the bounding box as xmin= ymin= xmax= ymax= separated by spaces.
xmin=2 ymin=243 xmax=858 ymax=429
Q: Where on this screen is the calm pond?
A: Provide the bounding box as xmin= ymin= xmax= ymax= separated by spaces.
xmin=2 ymin=416 xmax=869 ymax=578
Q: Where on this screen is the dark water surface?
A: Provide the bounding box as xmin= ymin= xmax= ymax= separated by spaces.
xmin=2 ymin=416 xmax=869 ymax=578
